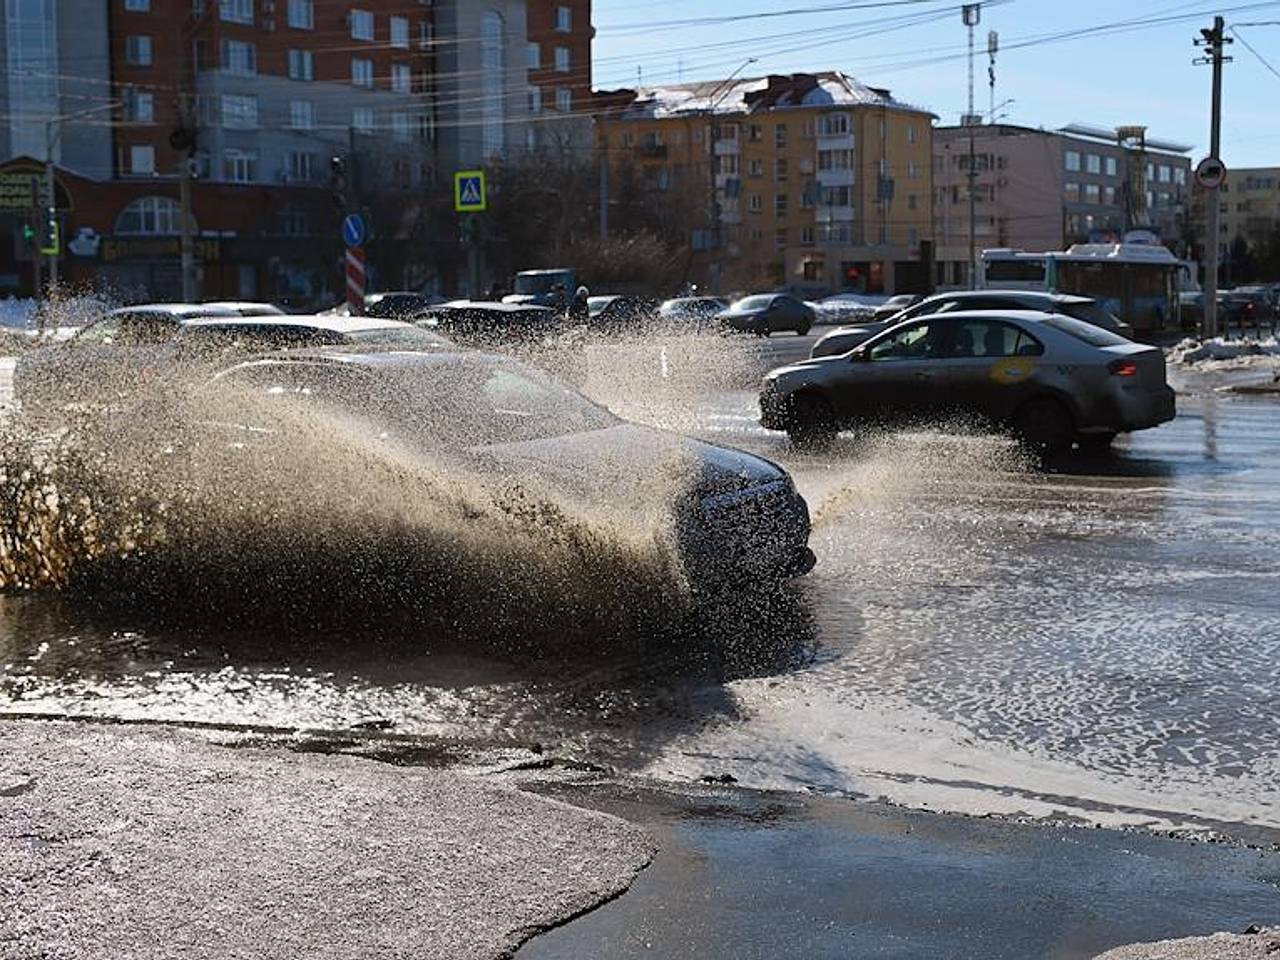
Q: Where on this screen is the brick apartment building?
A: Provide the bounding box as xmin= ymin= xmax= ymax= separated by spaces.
xmin=596 ymin=72 xmax=935 ymax=296
xmin=933 ymin=122 xmax=1192 ymax=288
xmin=0 ymin=0 xmax=593 ymax=303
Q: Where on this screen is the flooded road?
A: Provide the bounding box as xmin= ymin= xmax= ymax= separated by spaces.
xmin=2 ymin=340 xmax=1278 ymax=838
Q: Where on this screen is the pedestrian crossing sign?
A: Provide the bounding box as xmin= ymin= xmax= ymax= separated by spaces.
xmin=454 ymin=170 xmax=487 ymax=212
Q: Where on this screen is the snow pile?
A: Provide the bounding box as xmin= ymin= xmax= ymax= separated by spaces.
xmin=1168 ymin=336 xmax=1280 ymax=367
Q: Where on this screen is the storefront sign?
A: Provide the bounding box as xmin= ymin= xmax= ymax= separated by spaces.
xmin=101 ymin=237 xmax=221 ymax=263
xmin=0 ymin=172 xmax=39 ymax=212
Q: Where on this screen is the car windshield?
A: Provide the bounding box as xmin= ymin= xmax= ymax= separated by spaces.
xmin=734 ymin=296 xmax=772 ymax=311
xmin=587 ymin=297 xmax=611 ymax=316
xmin=211 ymin=358 xmax=617 ymax=446
xmin=1040 ymin=314 xmax=1129 ymax=347
xmin=514 ymin=273 xmax=567 ymax=295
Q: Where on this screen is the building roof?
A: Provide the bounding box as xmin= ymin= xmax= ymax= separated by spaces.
xmin=603 ymin=71 xmax=934 ymax=121
xmin=934 ymin=122 xmax=1193 ymax=158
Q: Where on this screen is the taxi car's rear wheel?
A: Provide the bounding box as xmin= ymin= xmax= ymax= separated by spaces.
xmin=787 ymin=393 xmax=837 ymax=449
xmin=1076 ymin=431 xmax=1118 ymax=453
xmin=1012 ymin=397 xmax=1074 ymax=452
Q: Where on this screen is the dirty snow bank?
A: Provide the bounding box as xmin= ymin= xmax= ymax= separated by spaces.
xmin=1167 ymin=336 xmax=1280 ymax=368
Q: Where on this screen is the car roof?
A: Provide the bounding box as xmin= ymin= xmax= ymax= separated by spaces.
xmin=437 ymin=301 xmax=553 ymax=313
xmin=902 ymin=308 xmax=1065 ymax=324
xmin=926 ymin=290 xmax=1091 ymax=305
xmin=180 ymin=314 xmax=420 ymax=333
xmin=215 ymin=348 xmax=504 ymax=379
xmin=108 ymin=303 xmax=241 ymax=318
xmin=203 ymin=301 xmax=284 ymax=314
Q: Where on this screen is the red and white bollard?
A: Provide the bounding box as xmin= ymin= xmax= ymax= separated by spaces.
xmin=345 ymin=245 xmax=366 ymax=315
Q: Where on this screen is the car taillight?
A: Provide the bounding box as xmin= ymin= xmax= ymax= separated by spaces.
xmin=1108 ymin=358 xmax=1139 ymax=377
xmin=1245 ymin=302 xmax=1256 ymax=314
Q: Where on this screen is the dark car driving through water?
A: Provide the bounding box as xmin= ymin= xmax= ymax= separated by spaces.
xmin=204 ymin=350 xmax=816 ymax=584
xmin=717 ymin=294 xmax=815 ymax=336
xmin=761 ymin=310 xmax=1175 ymax=451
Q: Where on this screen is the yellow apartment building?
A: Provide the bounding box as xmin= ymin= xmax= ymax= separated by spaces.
xmin=595 ymin=72 xmax=936 ymax=295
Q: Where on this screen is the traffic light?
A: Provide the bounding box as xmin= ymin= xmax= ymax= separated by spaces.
xmin=330 ymin=156 xmax=347 ymax=211
xmin=39 ymin=215 xmax=60 ymax=256
xmin=20 ymin=220 xmax=36 ymax=248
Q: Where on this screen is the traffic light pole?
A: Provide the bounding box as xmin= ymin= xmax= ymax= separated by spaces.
xmin=44 ymin=122 xmax=58 ymax=293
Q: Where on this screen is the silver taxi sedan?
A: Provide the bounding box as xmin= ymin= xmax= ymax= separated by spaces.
xmin=759 ymin=310 xmax=1175 ymax=451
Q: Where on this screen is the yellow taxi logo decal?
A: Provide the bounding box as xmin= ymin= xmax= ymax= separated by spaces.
xmin=990 ymin=357 xmax=1036 ymax=385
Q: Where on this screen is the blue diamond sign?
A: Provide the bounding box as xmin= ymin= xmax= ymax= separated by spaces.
xmin=454 ymin=170 xmax=487 ymax=212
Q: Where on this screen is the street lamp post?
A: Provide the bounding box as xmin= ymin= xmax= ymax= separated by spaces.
xmin=44 ymin=102 xmax=122 ymax=294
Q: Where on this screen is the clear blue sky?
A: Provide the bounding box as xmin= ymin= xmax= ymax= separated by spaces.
xmin=592 ymin=0 xmax=1280 ymax=168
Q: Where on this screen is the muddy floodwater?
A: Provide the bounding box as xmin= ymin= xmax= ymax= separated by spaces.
xmin=2 ymin=338 xmax=1278 ymax=840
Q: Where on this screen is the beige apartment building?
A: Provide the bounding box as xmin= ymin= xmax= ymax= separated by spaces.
xmin=596 ymin=72 xmax=935 ymax=295
xmin=933 ymin=123 xmax=1192 ymax=288
xmin=1215 ymin=167 xmax=1280 ymax=251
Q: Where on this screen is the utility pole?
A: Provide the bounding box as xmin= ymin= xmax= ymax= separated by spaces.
xmin=599 ymin=142 xmax=609 ymax=241
xmin=1195 ymin=16 xmax=1231 ymax=337
xmin=177 ymin=93 xmax=198 ymax=302
xmin=43 ymin=124 xmax=58 ymax=292
xmin=963 ymin=4 xmax=981 ymax=289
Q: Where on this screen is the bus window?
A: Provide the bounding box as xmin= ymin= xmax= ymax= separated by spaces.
xmin=983 ymin=259 xmax=1047 ymax=283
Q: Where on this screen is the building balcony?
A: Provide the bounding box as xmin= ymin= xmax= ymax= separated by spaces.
xmin=638 ymin=142 xmax=667 ymax=159
xmin=714 ymin=138 xmax=740 ymax=155
xmin=816 ymin=133 xmax=855 ymax=151
xmin=816 ymin=168 xmax=855 ymax=187
xmin=815 ymin=205 xmax=855 ymax=223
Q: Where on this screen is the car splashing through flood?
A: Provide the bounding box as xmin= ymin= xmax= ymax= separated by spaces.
xmin=0 ymin=337 xmax=814 ymax=650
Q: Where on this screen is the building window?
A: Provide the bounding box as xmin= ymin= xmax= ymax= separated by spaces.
xmin=391 ymin=113 xmax=412 ymax=142
xmin=220 ymin=0 xmax=252 ymax=23
xmin=775 ymin=193 xmax=787 ymax=216
xmin=125 ymin=89 xmax=153 ymax=122
xmin=221 ymin=39 xmax=256 ymax=74
xmin=774 ymin=158 xmax=788 ymax=182
xmin=527 ymin=43 xmax=540 ymax=69
xmin=352 ymin=106 xmax=374 ymax=133
xmin=775 ymin=228 xmax=787 ymax=252
xmin=801 ymin=226 xmax=815 ymax=245
xmin=129 ymin=144 xmax=155 ymax=174
xmin=481 ymin=10 xmax=505 ymax=156
xmin=222 ymin=149 xmax=257 ymax=182
xmin=909 ymin=227 xmax=919 ymax=246
xmin=748 ymin=158 xmax=763 ymax=177
xmin=1105 ymin=156 xmax=1118 ymax=176
xmin=1175 ymin=167 xmax=1187 ymax=185
xmin=1064 ymin=181 xmax=1079 ymax=201
xmin=818 ymin=113 xmax=849 ymax=136
xmin=748 ymin=193 xmax=762 ymax=213
xmin=817 ymin=149 xmax=852 ymax=171
xmin=555 ymin=46 xmax=569 ymax=72
xmin=718 ymin=154 xmax=739 ymax=175
xmin=1065 ymin=150 xmax=1081 ymax=172
xmin=528 ymin=86 xmax=542 ymax=113
xmin=221 ymin=93 xmax=258 ymax=129
xmin=907 ymin=124 xmax=917 ymax=144
xmin=126 ymin=35 xmax=152 ymax=66
xmin=116 ymin=195 xmax=185 ymax=234
xmin=1104 ymin=185 xmax=1117 ymax=204
xmin=288 ymin=48 xmax=313 ymax=80
xmin=556 ymin=5 xmax=571 ymax=30
xmin=289 ymin=99 xmax=314 ymax=129
xmin=1084 ymin=183 xmax=1101 ymax=203
xmin=125 ymin=0 xmax=150 ymax=10
xmin=556 ymin=87 xmax=571 ymax=112
xmin=748 ymin=124 xmax=762 ymax=142
xmin=287 ymin=0 xmax=312 ymax=28
xmin=775 ymin=123 xmax=787 ymax=148
xmin=1159 ymin=164 xmax=1172 ymax=183
xmin=391 ymin=63 xmax=411 ymax=94
xmin=1086 ymin=154 xmax=1101 ymax=174
xmin=821 ymin=185 xmax=853 ymax=207
xmin=907 ymin=194 xmax=917 ymax=211
xmin=351 ymin=57 xmax=374 ymax=87
xmin=286 ymin=151 xmax=314 ymax=182
xmin=390 ymin=15 xmax=409 ymax=48
xmin=350 ymin=9 xmax=373 ymax=40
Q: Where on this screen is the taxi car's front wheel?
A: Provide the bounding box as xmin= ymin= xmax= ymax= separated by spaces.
xmin=1012 ymin=397 xmax=1074 ymax=452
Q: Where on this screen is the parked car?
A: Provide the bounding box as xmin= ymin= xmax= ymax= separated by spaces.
xmin=502 ymin=269 xmax=578 ymax=309
xmin=363 ymin=291 xmax=448 ymax=320
xmin=1220 ymin=289 xmax=1276 ymax=330
xmin=717 ymin=294 xmax=815 ymax=336
xmin=869 ymin=293 xmax=924 ymax=323
xmin=811 ymin=293 xmax=884 ymax=325
xmin=658 ymin=297 xmax=729 ymax=328
xmin=415 ymin=301 xmax=561 ymax=343
xmin=760 ymin=310 xmax=1175 ymax=451
xmin=586 ymin=295 xmax=660 ymax=331
xmin=811 ymin=290 xmax=1134 ymax=358
xmin=203 ymin=301 xmax=286 ymax=318
xmin=14 ymin=310 xmax=446 ymax=414
xmin=203 ymin=350 xmax=816 ymax=583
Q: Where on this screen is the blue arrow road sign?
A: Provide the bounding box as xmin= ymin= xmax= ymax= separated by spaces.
xmin=341 ymin=213 xmax=366 ymax=247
